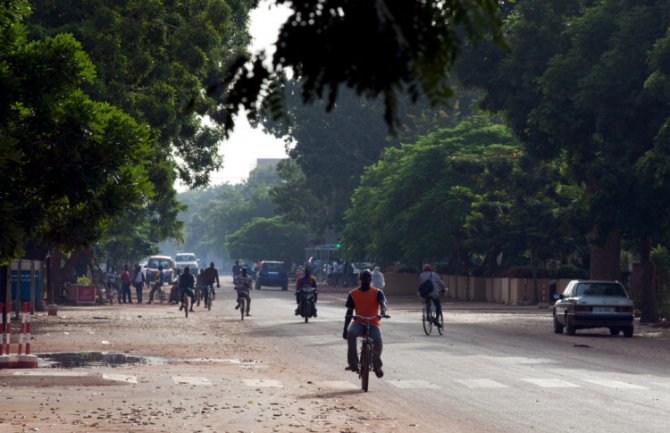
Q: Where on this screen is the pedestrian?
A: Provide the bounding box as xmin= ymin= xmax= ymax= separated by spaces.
xmin=147 ymin=265 xmax=165 ymax=304
xmin=120 ymin=264 xmax=132 ymax=303
xmin=372 ymin=266 xmax=385 ymax=289
xmin=133 ymin=264 xmax=146 ymax=303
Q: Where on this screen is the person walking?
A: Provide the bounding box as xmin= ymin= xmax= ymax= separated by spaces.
xmin=147 ymin=265 xmax=165 ymax=304
xmin=371 ymin=266 xmax=385 ymax=289
xmin=120 ymin=264 xmax=132 ymax=304
xmin=132 ymin=264 xmax=146 ymax=304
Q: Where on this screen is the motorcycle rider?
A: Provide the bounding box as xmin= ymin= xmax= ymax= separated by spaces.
xmin=177 ymin=266 xmax=196 ymax=312
xmin=343 ymin=269 xmax=388 ymax=377
xmin=295 ymin=267 xmax=318 ymax=317
xmin=234 ymin=267 xmax=252 ymax=316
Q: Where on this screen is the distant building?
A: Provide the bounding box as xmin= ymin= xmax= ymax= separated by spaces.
xmin=256 ymin=158 xmax=284 ymax=168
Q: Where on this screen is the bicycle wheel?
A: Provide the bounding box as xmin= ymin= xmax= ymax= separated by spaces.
xmin=360 ymin=342 xmax=370 ymax=392
xmin=422 ymin=308 xmax=433 ymax=335
xmin=183 ymin=295 xmax=189 ymax=318
xmin=437 ymin=311 xmax=444 ymax=335
xmin=239 ymin=297 xmax=245 ymax=320
xmin=206 ymin=289 xmax=212 ymax=311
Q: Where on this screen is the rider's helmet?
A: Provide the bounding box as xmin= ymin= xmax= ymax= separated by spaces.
xmin=158 ymin=265 xmax=163 ymax=271
xmin=210 ymin=262 xmax=215 ymax=268
xmin=423 ymin=263 xmax=432 ymax=271
xmin=359 ymin=268 xmax=372 ymax=281
xmin=241 ymin=267 xmax=248 ymax=276
xmin=184 ymin=266 xmax=190 ymax=273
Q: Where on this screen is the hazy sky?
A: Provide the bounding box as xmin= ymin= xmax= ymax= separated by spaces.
xmin=180 ymin=2 xmax=290 ymax=190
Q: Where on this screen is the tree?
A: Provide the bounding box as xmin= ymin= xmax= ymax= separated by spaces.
xmin=225 ymin=216 xmax=307 ymax=265
xmin=211 ymin=0 xmax=504 ymax=135
xmin=458 ymin=0 xmax=670 ymax=322
xmin=26 ymin=0 xmax=252 ymax=187
xmin=342 ymin=115 xmax=527 ymax=269
xmin=1 ymin=4 xmax=154 ymax=264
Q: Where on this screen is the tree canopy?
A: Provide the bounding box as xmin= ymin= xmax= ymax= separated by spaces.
xmin=1 ymin=1 xmax=154 ymax=263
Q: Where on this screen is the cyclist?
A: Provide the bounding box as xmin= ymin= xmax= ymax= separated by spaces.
xmin=295 ymin=267 xmax=318 ymax=316
xmin=177 ymin=266 xmax=196 ymax=313
xmin=147 ymin=265 xmax=166 ymax=304
xmin=418 ymin=263 xmax=446 ymax=328
xmin=343 ymin=269 xmax=388 ymax=378
xmin=201 ymin=262 xmax=220 ymax=305
xmin=234 ymin=267 xmax=252 ymax=316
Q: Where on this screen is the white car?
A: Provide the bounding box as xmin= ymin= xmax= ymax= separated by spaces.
xmin=552 ymin=280 xmax=634 ymax=337
xmin=174 ymin=253 xmax=199 ymax=275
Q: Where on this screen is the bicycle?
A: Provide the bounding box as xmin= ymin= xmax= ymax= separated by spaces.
xmin=422 ymin=298 xmax=444 ymax=336
xmin=204 ymin=284 xmax=214 ymax=311
xmin=194 ymin=285 xmax=203 ymax=307
xmin=180 ymin=290 xmax=191 ymax=318
xmin=238 ymin=293 xmax=246 ymax=320
xmin=353 ymin=314 xmax=390 ymax=392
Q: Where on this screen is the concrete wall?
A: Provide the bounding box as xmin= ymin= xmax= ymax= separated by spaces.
xmin=384 ymin=272 xmax=573 ymax=305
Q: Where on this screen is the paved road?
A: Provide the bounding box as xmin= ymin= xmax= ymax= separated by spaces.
xmin=1 ymin=280 xmax=668 ymax=433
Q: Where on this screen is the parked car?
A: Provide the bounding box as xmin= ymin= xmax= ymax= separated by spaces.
xmin=144 ymin=255 xmax=176 ymax=283
xmin=256 ymin=261 xmax=289 ymax=291
xmin=552 ymin=280 xmax=634 ymax=337
xmin=174 ymin=253 xmax=199 ymax=276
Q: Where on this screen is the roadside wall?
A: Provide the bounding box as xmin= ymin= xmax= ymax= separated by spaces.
xmin=384 ymin=272 xmax=571 ymax=305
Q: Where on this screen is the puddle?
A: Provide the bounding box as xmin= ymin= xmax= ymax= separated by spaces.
xmin=36 ymin=352 xmax=263 ymax=369
xmin=38 ymin=352 xmax=150 ymax=368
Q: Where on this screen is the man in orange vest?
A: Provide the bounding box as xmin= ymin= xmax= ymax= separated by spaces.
xmin=342 ymin=269 xmax=388 ymax=377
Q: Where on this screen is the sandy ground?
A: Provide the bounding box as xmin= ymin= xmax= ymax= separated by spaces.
xmin=0 ymin=286 xmax=424 ymax=433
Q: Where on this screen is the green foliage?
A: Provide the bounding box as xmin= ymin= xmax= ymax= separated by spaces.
xmin=225 ymin=216 xmax=307 ymax=265
xmin=0 ymin=4 xmax=155 ymax=263
xmin=342 ymin=115 xmax=525 ymax=268
xmin=211 ymin=1 xmax=504 ymax=135
xmin=75 ymin=275 xmax=91 ymax=285
xmin=26 ymin=0 xmax=251 ymax=188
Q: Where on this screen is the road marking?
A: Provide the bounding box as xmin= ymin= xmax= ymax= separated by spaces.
xmin=583 ymin=379 xmax=647 ymax=390
xmin=102 ymin=373 xmax=138 ymax=384
xmin=455 ymin=379 xmax=508 ymax=389
xmin=318 ymin=381 xmax=359 ymax=390
xmin=172 ymin=376 xmax=212 ymax=386
xmin=244 ymin=379 xmax=283 ymax=388
xmin=522 ymin=378 xmax=580 ymax=388
xmin=12 ymin=371 xmax=89 ymax=377
xmin=386 ymin=380 xmax=440 ymax=389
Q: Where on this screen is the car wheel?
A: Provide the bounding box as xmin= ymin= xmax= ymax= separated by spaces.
xmin=623 ymin=326 xmax=634 ymax=338
xmin=565 ymin=314 xmax=576 ymax=336
xmin=553 ymin=314 xmax=564 ymax=334
xmin=609 ymin=327 xmax=620 ymax=336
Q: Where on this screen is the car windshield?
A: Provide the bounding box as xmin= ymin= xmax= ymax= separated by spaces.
xmin=148 ymin=259 xmax=172 ymax=269
xmin=175 ymin=255 xmax=195 ymax=262
xmin=575 ymin=283 xmax=626 ymax=297
xmin=263 ymin=263 xmax=284 ymax=272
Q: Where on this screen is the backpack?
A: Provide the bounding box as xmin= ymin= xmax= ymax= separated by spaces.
xmin=418 ymin=273 xmax=434 ymax=298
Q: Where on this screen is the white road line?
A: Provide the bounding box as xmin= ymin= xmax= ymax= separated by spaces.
xmin=522 ymin=378 xmax=580 ymax=388
xmin=386 ymin=380 xmax=441 ymax=389
xmin=102 ymin=373 xmax=138 ymax=384
xmin=583 ymin=379 xmax=648 ymax=390
xmin=172 ymin=376 xmax=212 ymax=386
xmin=455 ymin=379 xmax=508 ymax=389
xmin=12 ymin=371 xmax=89 ymax=377
xmin=318 ymin=381 xmax=359 ymax=390
xmin=243 ymin=379 xmax=283 ymax=388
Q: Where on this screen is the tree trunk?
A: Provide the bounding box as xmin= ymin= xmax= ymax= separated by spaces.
xmin=632 ymin=238 xmax=658 ymax=324
xmin=51 ymin=248 xmax=94 ymax=300
xmin=589 ymin=227 xmax=621 ymax=280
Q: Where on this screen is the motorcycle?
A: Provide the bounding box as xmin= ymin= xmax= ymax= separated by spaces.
xmin=297 ymin=286 xmax=317 ymax=323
